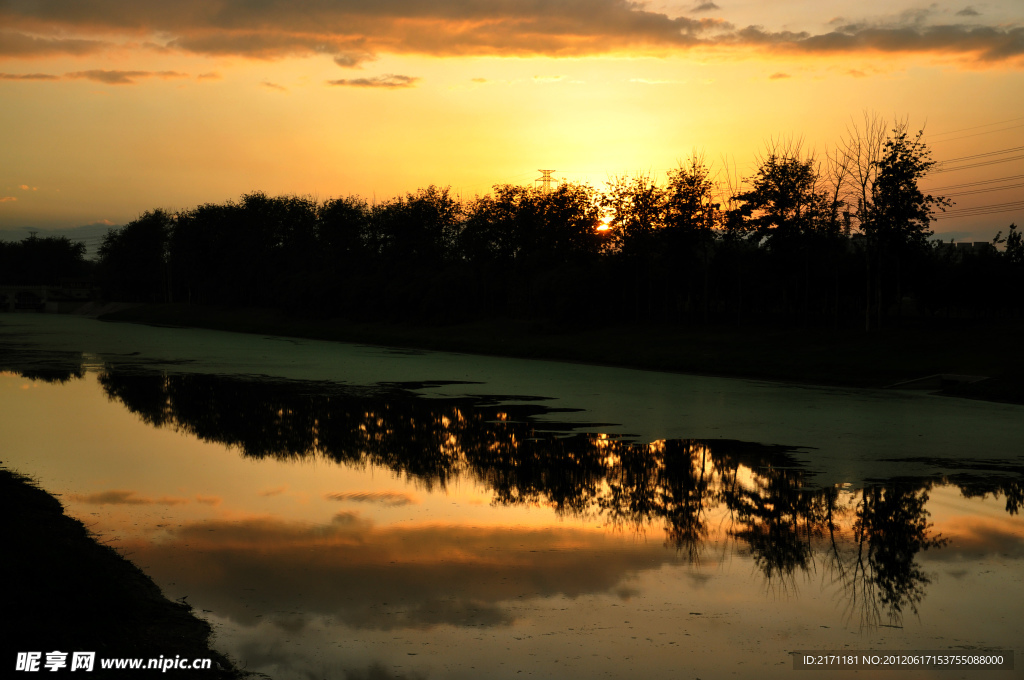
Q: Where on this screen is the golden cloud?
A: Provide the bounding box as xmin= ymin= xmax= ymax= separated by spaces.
xmin=0 ymin=1 xmax=1019 ymax=68
xmin=66 ymin=69 xmax=189 ymax=84
xmin=0 ymin=72 xmax=60 ymax=80
xmin=327 ymin=73 xmax=419 ymax=88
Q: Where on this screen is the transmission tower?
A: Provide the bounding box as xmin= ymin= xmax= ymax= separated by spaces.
xmin=535 ymin=169 xmax=557 ymax=194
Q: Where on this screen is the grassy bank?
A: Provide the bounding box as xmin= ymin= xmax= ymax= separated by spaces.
xmin=99 ymin=303 xmax=1024 ymax=403
xmin=0 ymin=468 xmax=246 ymax=678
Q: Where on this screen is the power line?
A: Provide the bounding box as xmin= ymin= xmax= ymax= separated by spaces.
xmin=943 ymin=199 xmax=1024 ymax=213
xmin=942 ymin=182 xmax=1024 ymax=198
xmin=930 ymin=116 xmax=1024 ymax=137
xmin=935 ymin=200 xmax=1024 ymax=219
xmin=933 ymin=154 xmax=1024 ymax=174
xmin=938 ymin=145 xmax=1024 ymax=164
xmin=936 ymin=208 xmax=1023 ymax=220
xmin=924 ymin=173 xmax=1024 ymax=192
xmin=929 ymin=123 xmax=1024 ymax=143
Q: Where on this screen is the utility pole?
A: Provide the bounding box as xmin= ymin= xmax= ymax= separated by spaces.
xmin=535 ymin=170 xmax=556 ymax=194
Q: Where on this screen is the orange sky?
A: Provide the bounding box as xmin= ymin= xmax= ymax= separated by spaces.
xmin=1 ymin=0 xmax=1022 ymax=241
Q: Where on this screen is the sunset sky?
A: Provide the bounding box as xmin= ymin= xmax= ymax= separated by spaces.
xmin=1 ymin=0 xmax=1022 ymax=241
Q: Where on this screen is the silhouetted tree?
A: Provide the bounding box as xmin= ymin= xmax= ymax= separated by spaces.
xmin=862 ymin=127 xmax=949 ymax=326
xmin=0 ymin=235 xmax=87 ymax=285
xmin=98 ymin=210 xmax=171 ymax=302
xmin=733 ymin=143 xmax=836 ymax=321
xmin=663 ymin=156 xmax=721 ymax=320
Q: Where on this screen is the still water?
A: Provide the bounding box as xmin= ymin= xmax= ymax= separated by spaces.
xmin=2 ymin=315 xmax=1022 ymax=679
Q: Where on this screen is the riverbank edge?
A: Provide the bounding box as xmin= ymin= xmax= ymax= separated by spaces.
xmin=94 ymin=303 xmax=1024 ymax=404
xmin=0 ymin=467 xmax=249 ymax=679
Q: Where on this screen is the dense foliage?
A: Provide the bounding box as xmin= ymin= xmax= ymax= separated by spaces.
xmin=94 ymin=128 xmax=1023 ymax=327
xmin=0 ymin=236 xmax=88 ymax=285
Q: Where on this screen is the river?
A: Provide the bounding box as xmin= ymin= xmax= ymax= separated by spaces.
xmin=2 ymin=314 xmax=1021 ymax=679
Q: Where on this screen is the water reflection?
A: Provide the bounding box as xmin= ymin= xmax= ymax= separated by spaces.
xmin=128 ymin=516 xmax=674 ymax=632
xmin=84 ymin=366 xmax=1024 ymax=626
xmin=5 ymin=355 xmax=1024 ymax=636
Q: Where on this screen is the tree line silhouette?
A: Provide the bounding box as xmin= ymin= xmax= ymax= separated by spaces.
xmin=90 ymin=119 xmax=1024 ymax=328
xmin=0 ymin=235 xmax=89 ymax=285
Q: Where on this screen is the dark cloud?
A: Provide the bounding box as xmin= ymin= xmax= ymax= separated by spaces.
xmin=737 ymin=23 xmax=1024 ymax=61
xmin=0 ymin=30 xmax=108 ymax=57
xmin=0 ymin=2 xmax=1020 ymax=66
xmin=956 ymin=6 xmax=981 ymax=17
xmin=167 ymin=32 xmax=363 ymax=59
xmin=768 ymin=71 xmax=790 ymax=79
xmin=327 ymin=73 xmax=419 ymax=88
xmin=66 ymin=69 xmax=188 ymax=84
xmin=334 ymin=50 xmax=377 ymax=68
xmin=260 ymin=80 xmax=287 ymax=91
xmin=0 ymin=0 xmax=722 ymax=61
xmin=0 ymin=72 xmax=59 ymax=80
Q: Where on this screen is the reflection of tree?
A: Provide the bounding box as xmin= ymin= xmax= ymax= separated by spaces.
xmin=719 ymin=463 xmax=821 ymax=585
xmin=842 ymin=485 xmax=947 ymax=628
xmin=957 ymin=478 xmax=1024 ymax=516
xmin=0 ymin=350 xmax=85 ymax=384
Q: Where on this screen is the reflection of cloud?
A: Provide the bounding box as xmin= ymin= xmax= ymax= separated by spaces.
xmin=327 ymin=74 xmax=419 ymax=88
xmin=125 ymin=515 xmax=674 ymax=631
xmin=326 ymin=491 xmax=418 ymax=506
xmin=260 ymin=485 xmax=288 ymax=496
xmin=69 ymin=490 xmax=189 ymax=505
xmin=920 ymin=517 xmax=1024 ymax=561
xmin=66 ymin=70 xmax=188 ymax=84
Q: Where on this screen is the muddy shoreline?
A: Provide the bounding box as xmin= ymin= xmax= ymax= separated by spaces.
xmin=0 ymin=468 xmax=248 ymax=678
